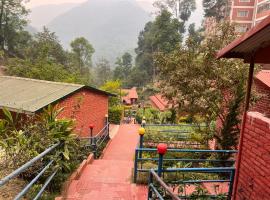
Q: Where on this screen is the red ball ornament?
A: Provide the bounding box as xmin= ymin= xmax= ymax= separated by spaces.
xmin=89 ymin=124 xmax=95 ymax=129
xmin=157 ymin=143 xmax=168 ymax=155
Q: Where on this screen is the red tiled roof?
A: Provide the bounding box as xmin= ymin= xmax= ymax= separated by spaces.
xmin=149 ymin=94 xmax=172 ymax=111
xmin=129 ymin=87 xmax=138 ymax=99
xmin=255 ymin=70 xmax=270 ymax=88
xmin=122 ymin=87 xmax=138 ymax=104
xmin=217 ymin=15 xmax=270 ymax=63
xmin=122 ymin=87 xmax=138 ymax=99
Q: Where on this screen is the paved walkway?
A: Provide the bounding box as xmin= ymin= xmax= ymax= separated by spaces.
xmin=63 ymin=124 xmax=147 ymax=200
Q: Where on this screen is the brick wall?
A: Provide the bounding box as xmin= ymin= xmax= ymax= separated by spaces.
xmin=234 ymin=0 xmax=255 ymax=7
xmin=57 ymin=88 xmax=109 ymax=137
xmin=231 ymin=7 xmax=254 ymax=21
xmin=235 ymin=112 xmax=270 ymax=200
xmin=250 ymin=79 xmax=270 ymax=118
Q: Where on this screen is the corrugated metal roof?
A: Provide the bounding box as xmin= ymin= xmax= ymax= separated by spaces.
xmin=0 ymin=76 xmax=112 ymax=114
xmin=217 ymin=15 xmax=270 ymax=63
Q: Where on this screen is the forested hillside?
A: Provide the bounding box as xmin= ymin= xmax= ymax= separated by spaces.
xmin=46 ymin=0 xmax=152 ymax=63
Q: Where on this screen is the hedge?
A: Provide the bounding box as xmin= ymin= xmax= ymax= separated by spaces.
xmin=108 ymin=106 xmax=124 ymax=124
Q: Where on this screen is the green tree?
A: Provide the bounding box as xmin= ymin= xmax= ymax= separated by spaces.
xmin=6 ymin=28 xmax=92 ymax=85
xmin=155 ymin=22 xmax=249 ymax=150
xmin=11 ymin=30 xmax=33 ymax=57
xmin=100 ymin=80 xmax=122 ymax=106
xmin=0 ymin=0 xmax=29 ymax=55
xmin=135 ymin=10 xmax=182 ymax=81
xmin=187 ymin=23 xmax=204 ymax=45
xmin=70 ymin=37 xmax=95 ymax=72
xmin=113 ymin=52 xmax=133 ymax=83
xmin=126 ymin=67 xmax=148 ymax=87
xmin=6 ymin=58 xmax=89 ymax=84
xmin=28 ymin=27 xmax=67 ymax=65
xmin=94 ymin=58 xmax=112 ymax=86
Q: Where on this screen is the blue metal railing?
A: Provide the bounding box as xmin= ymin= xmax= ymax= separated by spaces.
xmin=144 ymin=124 xmax=208 ymax=127
xmin=0 ymin=143 xmax=61 ymax=199
xmin=134 ymin=147 xmax=237 ymax=183
xmin=148 ymin=168 xmax=235 ymax=200
xmin=138 ymin=124 xmax=235 ymax=199
xmin=148 ymin=169 xmax=180 ymax=200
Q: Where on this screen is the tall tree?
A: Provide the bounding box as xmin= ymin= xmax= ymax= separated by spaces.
xmin=135 ymin=10 xmax=182 ymax=81
xmin=94 ymin=58 xmax=112 ymax=86
xmin=0 ymin=0 xmax=29 ymax=55
xmin=187 ymin=23 xmax=204 ymax=46
xmin=70 ymin=37 xmax=95 ymax=72
xmin=113 ymin=52 xmax=133 ymax=82
xmin=28 ymin=27 xmax=67 ymax=65
xmin=126 ymin=67 xmax=148 ymax=87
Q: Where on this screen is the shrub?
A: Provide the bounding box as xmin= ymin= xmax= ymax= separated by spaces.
xmin=135 ymin=108 xmax=175 ymax=124
xmin=108 ymin=106 xmax=123 ymax=124
xmin=0 ymin=106 xmax=89 ymax=199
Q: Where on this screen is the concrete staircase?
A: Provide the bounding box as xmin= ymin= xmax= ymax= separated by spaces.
xmin=59 ymin=124 xmax=148 ymax=200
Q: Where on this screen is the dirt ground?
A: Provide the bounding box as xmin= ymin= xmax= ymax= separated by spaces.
xmin=0 ymin=152 xmax=26 ymax=200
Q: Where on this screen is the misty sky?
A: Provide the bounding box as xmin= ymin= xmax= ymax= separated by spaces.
xmin=26 ymin=0 xmax=155 ymax=8
xmin=26 ymin=0 xmax=204 ymax=28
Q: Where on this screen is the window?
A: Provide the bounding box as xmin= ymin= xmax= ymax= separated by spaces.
xmin=239 ymin=0 xmax=250 ymax=2
xmin=237 ymin=10 xmax=249 ymax=17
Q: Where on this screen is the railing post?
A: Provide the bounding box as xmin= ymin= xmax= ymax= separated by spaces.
xmin=89 ymin=124 xmax=94 ymax=145
xmin=134 ymin=149 xmax=139 ymax=183
xmin=105 ymin=114 xmax=109 ymax=137
xmin=157 ymin=143 xmax=167 ymax=177
xmin=93 ymin=137 xmax=97 ymax=159
xmin=228 ymin=168 xmax=236 ymax=200
xmin=147 ymin=170 xmax=154 ymax=199
xmin=138 ymin=127 xmax=145 ymax=159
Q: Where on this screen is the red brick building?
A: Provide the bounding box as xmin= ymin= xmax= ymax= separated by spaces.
xmin=0 ymin=76 xmax=114 ymax=137
xmin=251 ymin=70 xmax=270 ymax=117
xmin=122 ymin=87 xmax=138 ymax=105
xmin=230 ymin=0 xmax=270 ymax=33
xmin=217 ymin=15 xmax=270 ymax=199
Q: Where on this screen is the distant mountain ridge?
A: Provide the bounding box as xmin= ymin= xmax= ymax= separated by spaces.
xmin=29 ymin=3 xmax=78 ymax=30
xmin=29 ymin=0 xmax=152 ymax=64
